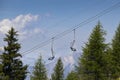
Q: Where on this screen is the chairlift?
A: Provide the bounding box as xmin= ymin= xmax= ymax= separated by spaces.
xmin=48 ymin=37 xmax=55 ymax=60
xmin=70 ymin=29 xmax=76 ymax=51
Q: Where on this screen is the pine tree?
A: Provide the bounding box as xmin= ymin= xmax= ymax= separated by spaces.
xmin=0 ymin=57 xmax=8 ymax=80
xmin=1 ymin=27 xmax=28 ymax=80
xmin=66 ymin=71 xmax=79 ymax=80
xmin=103 ymin=46 xmax=113 ymax=80
xmin=76 ymin=22 xmax=107 ymax=80
xmin=51 ymin=57 xmax=64 ymax=80
xmin=31 ymin=56 xmax=48 ymax=80
xmin=111 ymin=24 xmax=120 ymax=79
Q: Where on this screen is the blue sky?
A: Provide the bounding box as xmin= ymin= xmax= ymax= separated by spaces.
xmin=0 ymin=0 xmax=120 ymax=65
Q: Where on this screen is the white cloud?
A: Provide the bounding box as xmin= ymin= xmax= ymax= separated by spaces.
xmin=0 ymin=14 xmax=40 ymax=39
xmin=33 ymin=28 xmax=41 ymax=34
xmin=18 ymin=28 xmax=41 ymax=40
xmin=0 ymin=19 xmax=12 ymax=33
xmin=12 ymin=14 xmax=38 ymax=30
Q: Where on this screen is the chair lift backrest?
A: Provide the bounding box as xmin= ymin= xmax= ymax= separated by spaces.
xmin=70 ymin=40 xmax=76 ymax=51
xmin=70 ymin=40 xmax=75 ymax=47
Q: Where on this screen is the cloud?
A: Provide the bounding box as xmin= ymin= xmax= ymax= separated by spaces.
xmin=12 ymin=14 xmax=38 ymax=29
xmin=19 ymin=28 xmax=41 ymax=40
xmin=0 ymin=46 xmax=4 ymax=52
xmin=0 ymin=19 xmax=12 ymax=34
xmin=0 ymin=14 xmax=40 ymax=39
xmin=33 ymin=28 xmax=41 ymax=34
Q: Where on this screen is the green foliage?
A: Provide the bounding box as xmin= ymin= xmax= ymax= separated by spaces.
xmin=0 ymin=63 xmax=9 ymax=80
xmin=76 ymin=22 xmax=107 ymax=80
xmin=66 ymin=71 xmax=79 ymax=80
xmin=31 ymin=56 xmax=48 ymax=80
xmin=111 ymin=24 xmax=120 ymax=79
xmin=0 ymin=52 xmax=9 ymax=80
xmin=0 ymin=73 xmax=9 ymax=80
xmin=51 ymin=57 xmax=64 ymax=80
xmin=1 ymin=27 xmax=28 ymax=80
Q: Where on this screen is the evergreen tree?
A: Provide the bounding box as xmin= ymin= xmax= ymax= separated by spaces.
xmin=31 ymin=56 xmax=48 ymax=80
xmin=76 ymin=22 xmax=107 ymax=80
xmin=51 ymin=57 xmax=64 ymax=80
xmin=111 ymin=24 xmax=120 ymax=79
xmin=0 ymin=57 xmax=9 ymax=80
xmin=66 ymin=71 xmax=79 ymax=80
xmin=103 ymin=46 xmax=113 ymax=80
xmin=1 ymin=27 xmax=28 ymax=80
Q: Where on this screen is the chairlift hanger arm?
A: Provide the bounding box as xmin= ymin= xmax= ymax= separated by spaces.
xmin=73 ymin=29 xmax=76 ymax=40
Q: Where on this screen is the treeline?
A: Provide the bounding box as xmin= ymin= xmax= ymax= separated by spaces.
xmin=0 ymin=22 xmax=120 ymax=80
xmin=75 ymin=22 xmax=120 ymax=80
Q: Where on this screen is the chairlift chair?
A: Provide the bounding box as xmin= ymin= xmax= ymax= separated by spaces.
xmin=70 ymin=29 xmax=77 ymax=52
xmin=48 ymin=37 xmax=55 ymax=60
